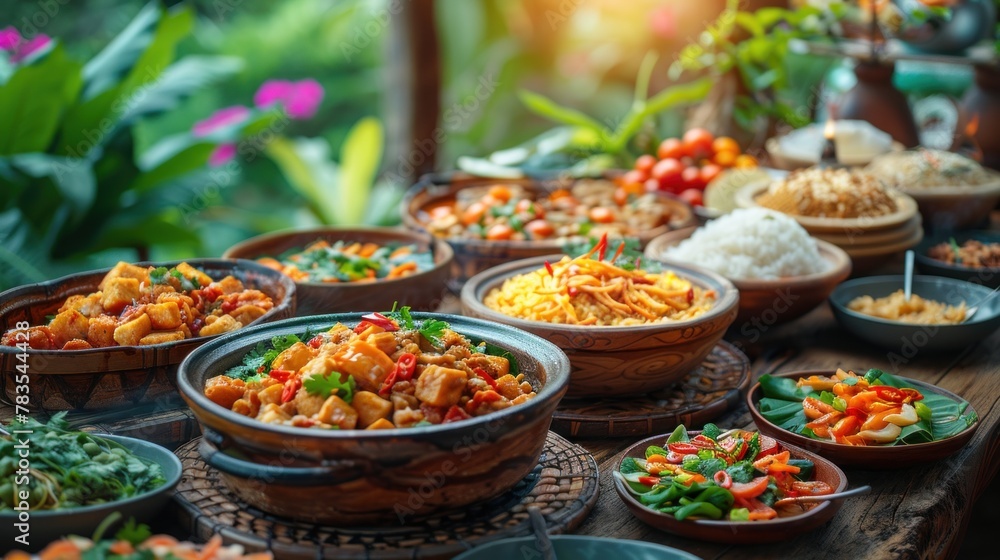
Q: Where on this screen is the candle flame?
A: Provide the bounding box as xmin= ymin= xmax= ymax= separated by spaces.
xmin=966 ymin=113 xmax=982 ymax=163
xmin=965 ymin=113 xmax=980 ymax=138
xmin=824 ymin=118 xmax=836 ymax=141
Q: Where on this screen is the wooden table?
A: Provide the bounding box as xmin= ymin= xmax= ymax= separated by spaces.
xmin=4 ymin=263 xmax=997 ymax=560
xmin=573 ymin=301 xmax=999 ymax=560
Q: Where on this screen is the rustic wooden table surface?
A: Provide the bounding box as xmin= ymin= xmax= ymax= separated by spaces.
xmin=572 ymin=300 xmax=1000 ymax=560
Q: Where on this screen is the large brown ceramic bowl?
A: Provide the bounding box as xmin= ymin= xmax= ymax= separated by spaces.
xmin=402 ymin=172 xmax=696 ymax=286
xmin=748 ymin=370 xmax=981 ymax=468
xmin=460 ymin=256 xmax=739 ymax=398
xmin=645 ymin=226 xmax=853 ymax=326
xmin=177 ymin=312 xmax=571 ymax=525
xmin=222 ymin=227 xmax=453 ymax=315
xmin=894 ymin=175 xmax=1000 ymax=231
xmin=0 ymin=259 xmax=295 ymax=411
xmin=614 ymin=431 xmax=848 ymax=544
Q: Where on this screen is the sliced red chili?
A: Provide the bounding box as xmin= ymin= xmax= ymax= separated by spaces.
xmin=844 ymin=406 xmax=867 ymax=421
xmin=597 ymin=232 xmax=609 ymax=261
xmin=474 ymin=367 xmax=499 ymax=390
xmin=544 ymin=261 xmax=554 ymax=276
xmin=307 ymin=334 xmax=325 ymax=349
xmin=900 ymin=387 xmax=924 ymax=402
xmin=567 ymin=286 xmax=579 ymax=297
xmin=396 ymin=352 xmax=417 ymax=381
xmin=281 ymin=377 xmax=302 ymax=403
xmin=610 ymin=242 xmax=625 ymax=264
xmin=443 ymin=405 xmax=471 ymax=423
xmin=360 ymin=312 xmax=398 ymax=331
xmin=872 ymin=385 xmax=905 ymax=403
xmin=268 ymin=369 xmax=292 ymax=382
xmin=713 ymin=470 xmax=733 ymax=489
xmin=668 ymin=442 xmax=699 ymax=455
xmin=686 ymin=288 xmax=694 ymax=304
xmin=353 ymin=320 xmax=375 ymax=334
xmin=638 ymin=476 xmax=661 ymax=486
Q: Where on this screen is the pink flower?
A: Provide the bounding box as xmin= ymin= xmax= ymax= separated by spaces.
xmin=0 ymin=26 xmax=20 ymax=51
xmin=253 ymin=79 xmax=324 ymax=119
xmin=192 ymin=106 xmax=250 ymax=137
xmin=650 ymin=7 xmax=677 ymax=40
xmin=9 ymin=34 xmax=51 ymax=63
xmin=208 ymin=143 xmax=237 ymax=167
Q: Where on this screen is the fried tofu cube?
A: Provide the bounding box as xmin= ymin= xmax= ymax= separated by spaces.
xmin=292 ymin=387 xmax=326 ymax=418
xmin=101 ymin=277 xmax=141 ymax=315
xmin=257 ymin=383 xmax=285 ymax=407
xmin=1 ymin=327 xmax=55 ymax=350
xmin=87 ymin=315 xmax=117 ymax=348
xmin=138 ymin=330 xmax=186 ymax=345
xmin=61 ymin=339 xmax=92 ymax=350
xmin=316 ymin=395 xmax=358 ymax=429
xmin=59 ymin=293 xmax=105 ymax=318
xmin=48 ymin=309 xmax=90 ymax=347
xmin=113 ymin=313 xmax=151 ymax=346
xmin=366 ymin=418 xmax=395 ymax=430
xmin=494 ymin=374 xmax=524 ymax=401
xmin=146 ymin=302 xmax=182 ymax=330
xmin=214 ymin=275 xmax=245 ymax=295
xmin=258 ymin=403 xmax=290 ymax=424
xmin=466 ymin=354 xmax=510 ymax=379
xmin=228 ymin=304 xmax=267 ymax=326
xmin=332 ymin=340 xmax=395 ymax=393
xmin=99 ymin=262 xmax=150 ymax=290
xmin=199 ymin=314 xmax=241 ymax=336
xmin=271 ymin=342 xmax=314 ymax=373
xmin=352 ymin=391 xmax=393 ymax=428
xmin=174 ymin=262 xmax=213 ymax=289
xmin=414 ymin=365 xmax=468 ymax=408
xmin=204 ymin=375 xmax=247 ymax=409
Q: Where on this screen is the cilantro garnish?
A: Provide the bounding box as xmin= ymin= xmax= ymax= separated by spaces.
xmin=387 ymin=302 xmax=416 ymax=330
xmin=387 ymin=304 xmax=449 ymax=346
xmin=304 ymin=372 xmax=356 ymax=403
xmin=170 ymin=269 xmax=200 ymax=291
xmin=114 ymin=518 xmax=153 ymax=546
xmin=149 ymin=267 xmax=170 ymax=285
xmin=225 ymin=334 xmax=303 ymax=381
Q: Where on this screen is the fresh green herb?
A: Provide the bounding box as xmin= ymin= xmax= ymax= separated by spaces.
xmin=170 ymin=269 xmax=200 ymax=291
xmin=149 ymin=267 xmax=169 ymax=285
xmin=419 ymin=318 xmax=450 ymax=347
xmin=788 ymin=459 xmax=814 ymax=481
xmin=645 ymin=445 xmax=668 ymax=459
xmin=619 ymin=457 xmax=645 ymax=475
xmin=864 ymin=368 xmax=885 ymax=385
xmin=475 ymin=341 xmax=522 ymax=375
xmin=950 ymin=237 xmax=963 ymax=264
xmin=225 ymin=333 xmax=303 ymax=381
xmin=729 ymin=508 xmax=750 ymax=521
xmin=387 ymin=303 xmax=416 ymax=330
xmin=304 ymin=372 xmax=356 ymax=403
xmin=745 ymin=432 xmax=760 ymax=460
xmin=702 ymin=423 xmax=721 ymax=441
xmin=115 ymin=517 xmax=153 ymax=546
xmin=666 ymin=425 xmax=690 ymax=444
xmin=693 ymin=457 xmax=728 ymax=479
xmin=724 ymin=462 xmax=756 ymax=484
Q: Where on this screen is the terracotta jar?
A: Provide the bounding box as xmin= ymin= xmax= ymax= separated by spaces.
xmin=959 ymin=65 xmax=1000 ymax=170
xmin=839 ymin=61 xmax=921 ymax=147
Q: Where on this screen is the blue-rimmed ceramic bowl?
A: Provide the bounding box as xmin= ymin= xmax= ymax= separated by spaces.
xmin=915 ymin=231 xmax=1000 ymax=289
xmin=454 ymin=535 xmax=703 ymax=560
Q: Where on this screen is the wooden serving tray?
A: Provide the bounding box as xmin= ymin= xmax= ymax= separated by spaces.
xmin=550 ymin=341 xmax=751 ymax=439
xmin=170 ymin=431 xmax=599 ymax=560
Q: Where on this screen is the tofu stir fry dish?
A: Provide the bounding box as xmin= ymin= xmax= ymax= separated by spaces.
xmin=205 ymin=308 xmax=536 ymax=430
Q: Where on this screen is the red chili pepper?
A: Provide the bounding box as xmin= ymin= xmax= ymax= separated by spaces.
xmin=597 ymin=232 xmax=609 ymax=261
xmin=844 ymin=406 xmax=867 ymax=421
xmin=269 ymin=369 xmax=292 ymax=382
xmin=307 ymin=334 xmax=325 ymax=349
xmin=668 ymin=442 xmax=699 ymax=455
xmin=638 ymin=476 xmax=661 ymax=486
xmin=353 ymin=320 xmax=374 ymax=335
xmin=378 ymin=370 xmax=398 ymax=397
xmin=544 ymin=261 xmax=554 ymax=276
xmin=281 ymin=377 xmax=302 ymax=403
xmin=720 ymin=437 xmax=747 ymax=460
xmin=900 ymin=387 xmax=924 ymax=402
xmin=221 ymin=294 xmax=239 ymax=314
xmin=466 ymin=389 xmax=503 ymax=412
xmin=474 ymin=367 xmax=499 ymax=390
xmin=714 ymin=470 xmax=733 ymax=489
xmin=443 ymin=405 xmax=471 ymax=423
xmin=872 ymin=385 xmax=905 ymax=403
xmin=686 ymin=288 xmax=694 ymax=304
xmin=610 ymin=241 xmax=625 ymax=264
xmin=360 ymin=312 xmax=399 ymax=331
xmin=396 ymin=353 xmax=417 ymax=381
xmin=567 ymin=286 xmax=579 ymax=297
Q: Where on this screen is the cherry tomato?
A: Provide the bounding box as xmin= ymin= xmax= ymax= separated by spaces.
xmin=634 ymin=154 xmax=657 ymax=173
xmin=756 ymin=434 xmax=780 ymax=457
xmin=487 ymin=185 xmax=512 ymax=203
xmin=652 ymin=158 xmax=683 ymax=191
xmin=638 ymin=476 xmax=661 ymax=487
xmin=682 ymin=128 xmax=715 ymax=158
xmin=667 ymin=442 xmax=699 ymax=455
xmin=644 ymin=178 xmax=662 ymax=193
xmin=657 ymin=138 xmax=685 ymax=160
xmin=713 ymin=149 xmax=738 ymax=168
xmin=679 ymin=188 xmax=703 ymax=207
xmin=524 ymin=219 xmax=554 ymax=239
xmin=514 ymin=198 xmax=544 ymax=219
xmin=622 ymin=169 xmax=648 ymax=186
xmin=589 ymin=207 xmax=615 ymax=224
xmin=734 ymin=154 xmax=758 ymax=168
xmin=712 ymin=136 xmax=740 ymax=155
xmin=461 ymin=202 xmax=487 ymax=226
xmin=700 ymin=164 xmax=722 ymax=185
xmin=486 ymin=223 xmax=514 ymax=240
xmin=681 ymin=166 xmax=704 ymax=189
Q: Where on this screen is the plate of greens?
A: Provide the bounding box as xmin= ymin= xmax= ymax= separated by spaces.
xmin=0 ymin=414 xmax=182 ymax=550
xmin=747 ymin=369 xmax=980 ymax=468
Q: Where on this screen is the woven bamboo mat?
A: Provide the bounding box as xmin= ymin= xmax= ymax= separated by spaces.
xmin=171 ymin=431 xmax=599 ymax=559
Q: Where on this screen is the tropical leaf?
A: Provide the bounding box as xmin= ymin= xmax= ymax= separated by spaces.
xmin=336 ymin=117 xmax=383 ymax=226
xmin=0 ymin=47 xmax=83 ymax=156
xmin=518 ymin=90 xmax=608 ymax=134
xmin=81 ymin=1 xmax=161 ymax=99
xmin=606 ymin=78 xmax=712 ymax=153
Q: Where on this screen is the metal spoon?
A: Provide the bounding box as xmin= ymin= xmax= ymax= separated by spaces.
xmin=528 ymin=506 xmax=557 ymax=560
xmin=965 ymin=306 xmax=980 ymax=322
xmin=774 ymin=485 xmax=872 ymax=507
xmin=904 ymin=250 xmax=914 ymax=302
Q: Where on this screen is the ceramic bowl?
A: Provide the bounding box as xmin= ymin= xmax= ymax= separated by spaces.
xmin=895 ymin=175 xmax=1000 ymax=231
xmin=747 ymin=370 xmax=981 ymax=468
xmin=613 ymin=431 xmax=848 ymax=544
xmin=829 ymin=275 xmax=1000 ymax=351
xmin=222 ymin=227 xmax=453 ymax=315
xmin=460 ymin=256 xmax=739 ymax=398
xmin=915 ymin=230 xmax=1000 ymax=289
xmin=177 ymin=312 xmax=571 ymax=525
xmin=402 ymin=172 xmax=696 ymax=286
xmin=644 ymin=226 xmax=852 ymax=326
xmin=766 ymin=136 xmax=905 ymax=170
xmin=453 ymin=535 xmax=703 ymax=560
xmin=0 ymin=434 xmax=182 ymax=552
xmin=0 ymin=259 xmax=296 ymax=411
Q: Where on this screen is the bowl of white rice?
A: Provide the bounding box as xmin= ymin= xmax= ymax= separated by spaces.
xmin=645 ymin=209 xmax=852 ymax=326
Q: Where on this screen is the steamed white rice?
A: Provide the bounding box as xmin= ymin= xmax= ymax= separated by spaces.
xmin=662 ymin=208 xmax=826 ymax=280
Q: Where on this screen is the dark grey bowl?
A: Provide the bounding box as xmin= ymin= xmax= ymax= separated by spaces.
xmin=0 ymin=434 xmax=182 ymax=552
xmin=453 ymin=535 xmax=702 ymax=560
xmin=915 ymin=231 xmax=1000 ymax=290
xmin=829 ymin=275 xmax=1000 ymax=352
